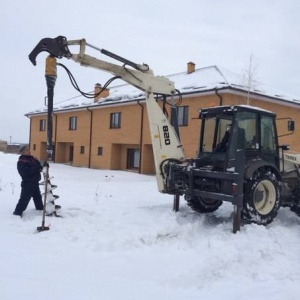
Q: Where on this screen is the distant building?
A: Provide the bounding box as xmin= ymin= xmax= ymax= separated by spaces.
xmin=25 ymin=63 xmax=300 ymax=174
xmin=0 ymin=140 xmax=20 ymax=154
xmin=0 ymin=140 xmax=6 ymax=152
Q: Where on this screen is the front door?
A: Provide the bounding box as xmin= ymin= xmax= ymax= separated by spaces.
xmin=127 ymin=149 xmax=140 ymax=170
xmin=69 ymin=145 xmax=74 ymax=162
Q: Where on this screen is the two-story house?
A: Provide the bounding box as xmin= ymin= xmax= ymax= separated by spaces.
xmin=26 ymin=63 xmax=300 ymax=174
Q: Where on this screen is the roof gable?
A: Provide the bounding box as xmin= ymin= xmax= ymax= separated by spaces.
xmin=26 ymin=65 xmax=300 ymax=115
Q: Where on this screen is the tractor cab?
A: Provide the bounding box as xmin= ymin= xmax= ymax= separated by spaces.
xmin=196 ymin=105 xmax=279 ymax=170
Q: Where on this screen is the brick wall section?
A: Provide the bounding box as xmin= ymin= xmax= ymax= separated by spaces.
xmin=28 ymin=91 xmax=300 ymax=174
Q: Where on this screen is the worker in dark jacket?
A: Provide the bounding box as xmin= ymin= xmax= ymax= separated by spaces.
xmin=13 ymin=145 xmax=44 ymax=217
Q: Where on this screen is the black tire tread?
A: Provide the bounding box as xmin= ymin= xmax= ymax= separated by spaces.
xmin=242 ymin=169 xmax=280 ymax=225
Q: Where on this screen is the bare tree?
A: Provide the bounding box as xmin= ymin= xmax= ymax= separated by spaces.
xmin=242 ymin=54 xmax=259 ymax=105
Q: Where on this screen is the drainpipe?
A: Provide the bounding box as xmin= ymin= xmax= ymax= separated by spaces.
xmin=137 ymin=100 xmax=144 ymax=174
xmin=87 ymin=107 xmax=93 ymax=168
xmin=26 ymin=115 xmax=32 ymax=149
xmin=215 ymin=89 xmax=223 ymax=106
xmin=53 ymin=113 xmax=57 ymax=163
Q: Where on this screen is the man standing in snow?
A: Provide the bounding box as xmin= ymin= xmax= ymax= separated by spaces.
xmin=13 ymin=145 xmax=44 ymax=217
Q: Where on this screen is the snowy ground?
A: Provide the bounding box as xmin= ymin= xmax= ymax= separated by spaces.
xmin=1 ymin=151 xmax=300 ymax=300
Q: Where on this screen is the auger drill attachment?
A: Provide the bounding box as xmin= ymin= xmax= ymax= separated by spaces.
xmin=29 ymin=36 xmax=69 ymax=232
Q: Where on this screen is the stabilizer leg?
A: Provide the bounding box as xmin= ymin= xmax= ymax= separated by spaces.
xmin=173 ymin=194 xmax=180 ymax=212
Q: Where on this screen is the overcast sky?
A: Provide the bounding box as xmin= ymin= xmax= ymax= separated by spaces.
xmin=1 ymin=0 xmax=300 ymax=143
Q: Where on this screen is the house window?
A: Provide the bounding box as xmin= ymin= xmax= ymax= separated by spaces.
xmin=127 ymin=149 xmax=140 ymax=169
xmin=33 ymin=144 xmax=36 ymax=151
xmin=80 ymin=146 xmax=85 ymax=154
xmin=177 ymin=106 xmax=189 ymax=126
xmin=69 ymin=116 xmax=77 ymax=130
xmin=110 ymin=112 xmax=121 ymax=128
xmin=39 ymin=119 xmax=46 ymax=131
xmin=97 ymin=147 xmax=103 ymax=156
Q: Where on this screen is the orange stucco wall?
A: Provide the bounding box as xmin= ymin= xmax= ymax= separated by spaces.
xmin=28 ymin=91 xmax=300 ymax=174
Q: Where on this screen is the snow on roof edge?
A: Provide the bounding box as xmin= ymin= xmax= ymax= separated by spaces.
xmin=25 ymin=65 xmax=300 ymax=115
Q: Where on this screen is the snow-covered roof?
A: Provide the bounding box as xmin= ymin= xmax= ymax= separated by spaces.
xmin=27 ymin=65 xmax=300 ymax=115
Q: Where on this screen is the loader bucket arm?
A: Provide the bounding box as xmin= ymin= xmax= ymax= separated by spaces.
xmin=29 ymin=36 xmax=72 ymax=65
xmin=28 ymin=35 xmax=185 ymax=193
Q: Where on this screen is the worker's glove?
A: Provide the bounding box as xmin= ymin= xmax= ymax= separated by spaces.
xmin=42 ymin=161 xmax=49 ymax=168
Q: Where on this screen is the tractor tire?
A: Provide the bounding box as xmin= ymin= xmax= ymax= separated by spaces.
xmin=242 ymin=169 xmax=280 ymax=225
xmin=186 ymin=195 xmax=222 ymax=213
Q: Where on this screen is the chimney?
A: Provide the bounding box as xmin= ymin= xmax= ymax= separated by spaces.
xmin=94 ymin=83 xmax=110 ymax=103
xmin=187 ymin=62 xmax=195 ymax=74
